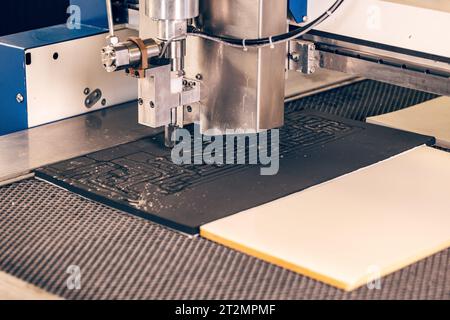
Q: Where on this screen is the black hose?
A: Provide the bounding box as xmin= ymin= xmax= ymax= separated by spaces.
xmin=188 ymin=0 xmax=345 ymax=47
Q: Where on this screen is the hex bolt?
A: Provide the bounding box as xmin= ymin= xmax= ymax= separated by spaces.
xmin=16 ymin=93 xmax=24 ymax=103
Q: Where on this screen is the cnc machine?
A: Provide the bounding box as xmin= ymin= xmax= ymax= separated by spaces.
xmin=100 ymin=0 xmax=449 ymax=147
xmin=0 ymin=0 xmax=448 ymax=139
xmin=0 ymin=0 xmax=450 ymax=298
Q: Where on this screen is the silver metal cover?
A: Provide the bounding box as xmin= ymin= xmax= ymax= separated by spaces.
xmin=186 ymin=0 xmax=288 ymax=134
xmin=146 ymin=0 xmax=199 ymax=20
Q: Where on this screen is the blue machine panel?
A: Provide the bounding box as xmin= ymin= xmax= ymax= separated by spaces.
xmin=0 ymin=45 xmax=28 ymax=135
xmin=70 ymin=0 xmax=109 ymax=29
xmin=0 ymin=0 xmax=110 ymax=136
xmin=289 ymin=0 xmax=308 ymax=23
xmin=0 ymin=24 xmax=107 ymax=136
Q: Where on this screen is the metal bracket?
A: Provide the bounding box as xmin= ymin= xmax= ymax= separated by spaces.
xmin=126 ymin=37 xmax=150 ymax=78
xmin=139 ymin=64 xmax=201 ymax=128
xmin=288 ymin=40 xmax=317 ymax=74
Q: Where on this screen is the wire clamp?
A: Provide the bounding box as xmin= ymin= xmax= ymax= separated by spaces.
xmin=269 ymin=36 xmax=275 ymax=49
xmin=242 ymin=39 xmax=248 ymax=52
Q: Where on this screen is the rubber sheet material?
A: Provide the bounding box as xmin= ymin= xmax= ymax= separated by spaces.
xmin=201 ymin=146 xmax=450 ymax=291
xmin=0 ymin=179 xmax=448 ymax=300
xmin=35 ymin=110 xmax=434 ymax=234
xmin=367 ymin=97 xmax=450 ymax=149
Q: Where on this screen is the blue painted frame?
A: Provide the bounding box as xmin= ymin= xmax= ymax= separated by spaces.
xmin=289 ymin=0 xmax=308 ymax=23
xmin=0 ymin=45 xmax=28 ymax=135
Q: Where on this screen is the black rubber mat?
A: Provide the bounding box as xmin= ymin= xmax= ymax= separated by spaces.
xmin=36 ymin=110 xmax=434 ymax=234
xmin=0 ymin=179 xmax=448 ymax=300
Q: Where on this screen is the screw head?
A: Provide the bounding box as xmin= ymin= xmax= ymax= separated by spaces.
xmin=101 ymin=99 xmax=107 ymax=106
xmin=187 ymin=106 xmax=192 ymax=113
xmin=84 ymin=88 xmax=90 ymax=95
xmin=138 ymin=98 xmax=144 ymax=105
xmin=16 ymin=93 xmax=24 ymax=103
xmin=291 ymin=52 xmax=300 ymax=62
xmin=150 ymin=101 xmax=155 ymax=108
xmin=107 ymin=35 xmax=119 ymax=46
xmin=195 ymin=74 xmax=203 ymax=80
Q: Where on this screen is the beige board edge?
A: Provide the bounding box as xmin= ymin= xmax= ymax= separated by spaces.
xmin=367 ymin=97 xmax=450 ymax=149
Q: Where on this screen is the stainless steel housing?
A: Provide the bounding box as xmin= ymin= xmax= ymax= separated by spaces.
xmin=145 ymin=0 xmax=199 ymax=20
xmin=185 ymin=0 xmax=288 ymax=134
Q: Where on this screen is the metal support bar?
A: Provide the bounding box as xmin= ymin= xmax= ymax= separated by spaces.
xmin=105 ymin=0 xmax=119 ymax=44
xmin=317 ymin=50 xmax=450 ymax=96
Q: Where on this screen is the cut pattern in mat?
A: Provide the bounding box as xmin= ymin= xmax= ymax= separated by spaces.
xmin=35 ymin=110 xmax=433 ymax=234
xmin=34 ymin=79 xmax=438 ymax=234
xmin=38 ymin=113 xmax=358 ymax=198
xmin=34 ymin=79 xmax=438 ymax=200
xmin=0 ymin=179 xmax=448 ymax=300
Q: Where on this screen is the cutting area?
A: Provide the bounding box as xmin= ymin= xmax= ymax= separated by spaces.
xmin=35 ymin=81 xmax=435 ymax=234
